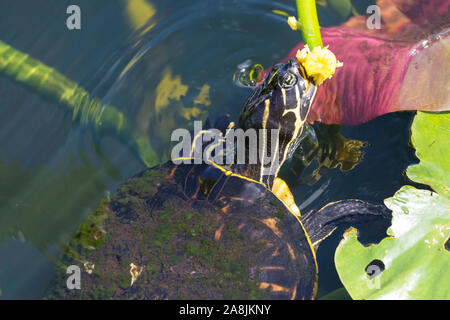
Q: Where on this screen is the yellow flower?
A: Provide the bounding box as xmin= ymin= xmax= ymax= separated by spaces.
xmin=296 ymin=45 xmax=343 ymax=86
xmin=287 ymin=16 xmax=299 ymax=30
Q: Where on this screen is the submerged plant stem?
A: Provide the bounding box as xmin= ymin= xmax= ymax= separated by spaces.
xmin=0 ymin=40 xmax=157 ymax=167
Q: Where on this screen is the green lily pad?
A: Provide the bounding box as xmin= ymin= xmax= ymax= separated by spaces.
xmin=327 ymin=0 xmax=353 ymax=20
xmin=335 ymin=185 xmax=450 ymax=299
xmin=318 ymin=287 xmax=351 ymax=300
xmin=407 ymin=112 xmax=450 ymax=199
xmin=335 ymin=111 xmax=450 ymax=299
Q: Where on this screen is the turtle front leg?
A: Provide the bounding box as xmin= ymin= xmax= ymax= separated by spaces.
xmin=272 ymin=177 xmax=301 ymax=217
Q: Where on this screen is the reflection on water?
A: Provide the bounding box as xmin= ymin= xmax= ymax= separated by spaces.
xmin=0 ymin=0 xmax=417 ymax=299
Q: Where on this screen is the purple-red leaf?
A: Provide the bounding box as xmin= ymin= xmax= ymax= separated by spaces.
xmin=285 ymin=0 xmax=450 ymax=125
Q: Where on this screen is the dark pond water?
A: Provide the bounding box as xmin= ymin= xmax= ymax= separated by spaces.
xmin=0 ymin=0 xmax=419 ymax=299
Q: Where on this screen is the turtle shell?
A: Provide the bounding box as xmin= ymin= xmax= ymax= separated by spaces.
xmin=46 ymin=162 xmax=318 ymax=300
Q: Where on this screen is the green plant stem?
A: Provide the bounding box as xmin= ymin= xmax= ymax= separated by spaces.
xmin=296 ymin=0 xmax=323 ymax=49
xmin=0 ymin=40 xmax=157 ymax=167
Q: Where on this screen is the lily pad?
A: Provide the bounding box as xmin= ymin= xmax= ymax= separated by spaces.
xmin=283 ymin=0 xmax=450 ymax=125
xmin=335 ymin=185 xmax=450 ymax=299
xmin=333 ymin=43 xmax=450 ymax=299
xmin=327 ymin=0 xmax=352 ymax=20
xmin=335 ymin=110 xmax=450 ymax=299
xmin=407 ymin=112 xmax=450 ymax=199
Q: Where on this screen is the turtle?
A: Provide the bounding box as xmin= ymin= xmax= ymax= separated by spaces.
xmin=46 ymin=59 xmax=390 ymax=300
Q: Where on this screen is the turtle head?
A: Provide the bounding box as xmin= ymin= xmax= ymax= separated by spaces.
xmin=238 ymin=59 xmax=317 ymax=173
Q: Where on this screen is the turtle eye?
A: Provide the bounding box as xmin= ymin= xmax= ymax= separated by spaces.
xmin=281 ymin=72 xmax=297 ymax=88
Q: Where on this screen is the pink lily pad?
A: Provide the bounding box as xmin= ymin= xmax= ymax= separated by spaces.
xmin=284 ymin=0 xmax=450 ymax=125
